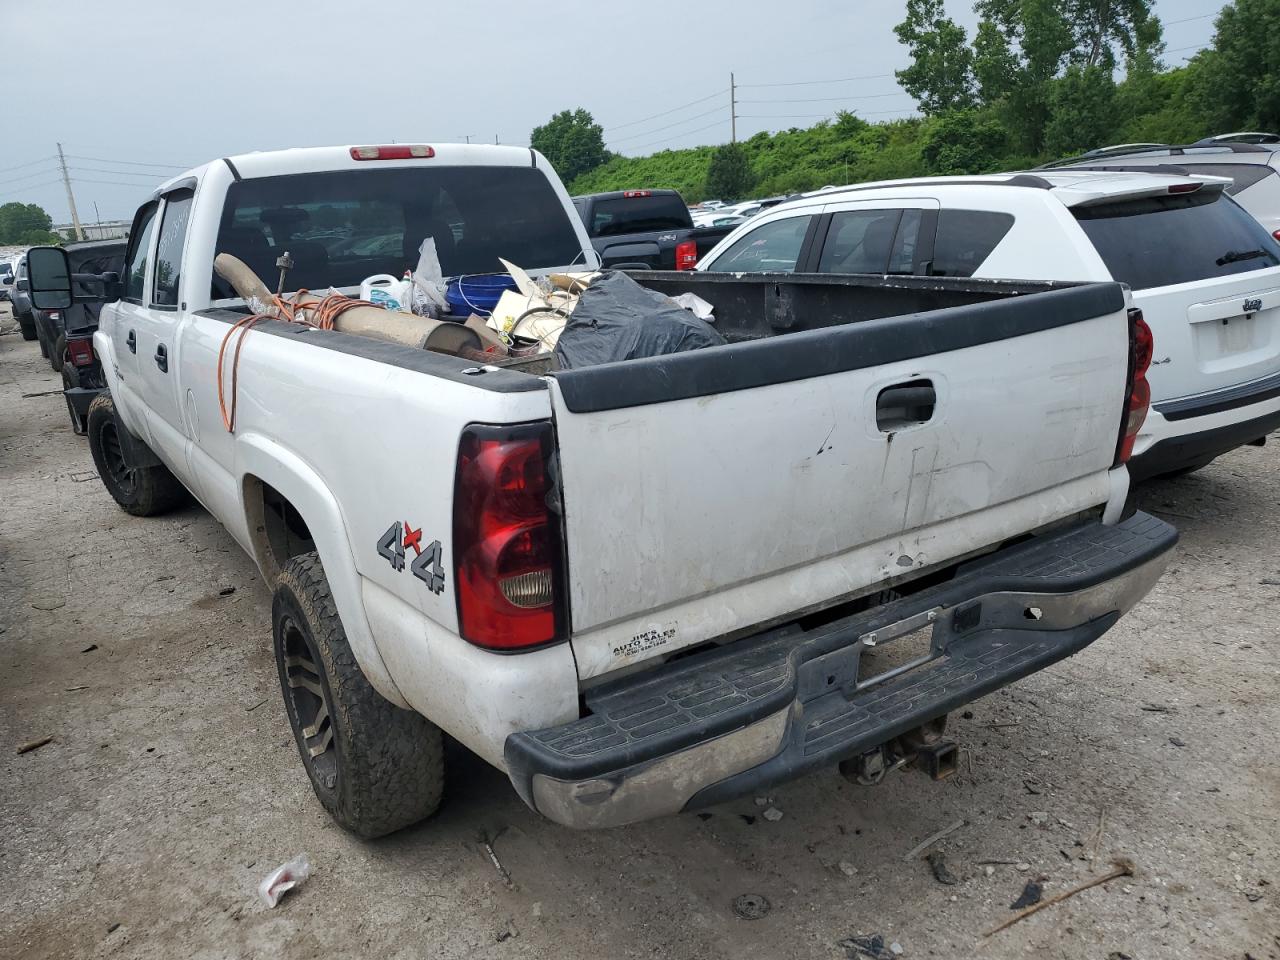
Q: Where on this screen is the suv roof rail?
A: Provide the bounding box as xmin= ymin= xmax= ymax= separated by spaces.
xmin=1039 ymin=141 xmax=1270 ymax=169
xmin=1055 ymin=162 xmax=1193 ymax=177
xmin=1193 ymin=132 xmax=1280 ymax=145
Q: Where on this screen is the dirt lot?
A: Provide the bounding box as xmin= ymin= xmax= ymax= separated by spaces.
xmin=1 ymin=306 xmax=1276 ymax=960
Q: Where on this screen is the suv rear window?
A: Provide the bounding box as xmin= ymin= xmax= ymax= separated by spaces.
xmin=1183 ymin=163 xmax=1277 ymax=196
xmin=213 ymin=166 xmax=585 ymax=298
xmin=585 ymin=195 xmax=691 ymax=236
xmin=1075 ymin=191 xmax=1280 ymax=290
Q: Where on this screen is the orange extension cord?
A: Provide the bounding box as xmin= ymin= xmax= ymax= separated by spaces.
xmin=216 ymin=291 xmax=377 ymax=432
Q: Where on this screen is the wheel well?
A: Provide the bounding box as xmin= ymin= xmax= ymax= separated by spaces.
xmin=244 ymin=476 xmax=316 ymax=581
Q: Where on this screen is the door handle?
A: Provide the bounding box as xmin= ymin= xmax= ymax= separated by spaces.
xmin=126 ymin=329 xmax=136 ymax=354
xmin=154 ymin=343 xmax=168 ymax=373
xmin=876 ymin=379 xmax=935 ymax=431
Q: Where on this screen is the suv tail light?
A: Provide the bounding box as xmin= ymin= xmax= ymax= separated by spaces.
xmin=1272 ymin=229 xmax=1280 ymax=243
xmin=1116 ymin=308 xmax=1153 ymax=466
xmin=453 ymin=422 xmax=566 ymax=650
xmin=67 ymin=337 xmax=95 ymax=367
xmin=675 ymin=238 xmax=698 ymax=270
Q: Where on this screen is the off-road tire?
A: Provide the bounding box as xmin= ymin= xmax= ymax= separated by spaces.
xmin=18 ymin=312 xmax=37 ymax=341
xmin=86 ymin=394 xmax=187 ymax=516
xmin=51 ymin=333 xmax=66 ymax=373
xmin=273 ymin=552 xmax=444 ymax=838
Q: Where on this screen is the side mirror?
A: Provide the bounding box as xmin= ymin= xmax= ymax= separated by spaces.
xmin=26 ymin=247 xmax=73 ymax=311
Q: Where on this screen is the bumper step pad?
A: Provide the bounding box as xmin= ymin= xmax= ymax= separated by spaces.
xmin=506 ymin=513 xmax=1175 ymax=814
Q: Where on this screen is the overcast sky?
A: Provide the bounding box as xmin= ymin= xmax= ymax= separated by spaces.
xmin=1 ymin=0 xmax=1218 ymax=225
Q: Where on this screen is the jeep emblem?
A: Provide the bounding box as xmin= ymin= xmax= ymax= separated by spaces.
xmin=1244 ymin=297 xmax=1263 ymax=314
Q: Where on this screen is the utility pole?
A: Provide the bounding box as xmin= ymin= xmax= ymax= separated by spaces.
xmin=56 ymin=142 xmax=84 ymax=241
xmin=463 ymin=135 xmax=472 ymax=144
xmin=730 ymin=72 xmax=737 ymax=144
xmin=494 ymin=134 xmax=499 ymax=145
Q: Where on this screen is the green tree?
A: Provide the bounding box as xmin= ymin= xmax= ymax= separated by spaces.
xmin=894 ymin=0 xmax=976 ymax=114
xmin=1192 ymin=0 xmax=1280 ymax=132
xmin=705 ymin=142 xmax=754 ymax=199
xmin=0 ymin=202 xmax=56 ymax=244
xmin=530 ymin=108 xmax=607 ymax=183
xmin=921 ymin=108 xmax=1009 ymax=173
xmin=1044 ymin=64 xmax=1120 ymax=155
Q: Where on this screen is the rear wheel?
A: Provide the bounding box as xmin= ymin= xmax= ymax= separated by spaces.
xmin=86 ymin=394 xmax=187 ymax=516
xmin=51 ymin=332 xmax=65 ymax=373
xmin=273 ymin=552 xmax=444 ymax=838
xmin=18 ymin=312 xmax=37 ymax=342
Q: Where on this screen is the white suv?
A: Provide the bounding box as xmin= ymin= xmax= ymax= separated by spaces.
xmin=698 ymin=170 xmax=1280 ymax=480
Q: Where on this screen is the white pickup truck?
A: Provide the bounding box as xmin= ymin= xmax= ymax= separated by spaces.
xmin=25 ymin=144 xmax=1177 ymax=837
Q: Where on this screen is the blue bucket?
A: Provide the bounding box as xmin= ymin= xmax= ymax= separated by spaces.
xmin=445 ymin=274 xmax=518 ymax=318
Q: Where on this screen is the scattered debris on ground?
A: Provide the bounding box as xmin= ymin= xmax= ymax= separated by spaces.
xmin=1010 ymin=880 xmax=1043 ymax=909
xmin=925 ymin=851 xmax=958 ymax=885
xmin=984 ymin=859 xmax=1135 ymax=938
xmin=732 ymin=894 xmax=770 ymax=920
xmin=16 ymin=735 xmax=54 ymax=755
xmin=762 ymin=807 xmax=784 ymax=822
xmin=257 ymin=855 xmax=311 ymax=908
xmin=903 ymin=818 xmax=965 ymax=861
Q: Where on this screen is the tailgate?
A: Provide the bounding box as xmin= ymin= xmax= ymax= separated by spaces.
xmin=1136 ymin=269 xmax=1280 ymax=400
xmin=548 ymin=284 xmax=1132 ymax=680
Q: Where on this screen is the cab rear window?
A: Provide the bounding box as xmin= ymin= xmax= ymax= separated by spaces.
xmin=585 ymin=195 xmax=691 ymax=236
xmin=1075 ymin=191 xmax=1280 ymax=290
xmin=213 ymin=166 xmax=585 ymax=298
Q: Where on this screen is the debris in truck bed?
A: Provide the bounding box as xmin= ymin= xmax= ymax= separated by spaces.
xmin=552 ymin=271 xmax=724 ymax=369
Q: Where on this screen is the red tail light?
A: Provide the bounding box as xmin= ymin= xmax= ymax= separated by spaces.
xmin=675 ymin=239 xmax=698 ymax=270
xmin=1116 ymin=308 xmax=1153 ymax=465
xmin=454 ymin=422 xmax=566 ymax=650
xmin=623 ymin=190 xmax=652 ymax=198
xmin=67 ymin=337 xmax=95 ymax=367
xmin=349 ymin=145 xmax=435 ymax=161
xmin=1272 ymin=229 xmax=1280 ymax=243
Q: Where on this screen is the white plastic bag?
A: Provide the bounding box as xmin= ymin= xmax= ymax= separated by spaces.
xmin=257 ymin=855 xmax=311 ymax=908
xmin=671 ymin=292 xmax=715 ymax=322
xmin=411 ymin=238 xmax=450 ymax=318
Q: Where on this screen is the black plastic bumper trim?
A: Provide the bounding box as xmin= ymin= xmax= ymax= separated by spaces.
xmin=1153 ymin=370 xmax=1280 ymax=422
xmin=64 ymin=385 xmax=104 ymax=416
xmin=1130 ymin=407 xmax=1280 ymax=481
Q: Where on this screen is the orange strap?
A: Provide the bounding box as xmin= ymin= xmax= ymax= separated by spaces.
xmin=216 ymin=291 xmax=379 ymax=433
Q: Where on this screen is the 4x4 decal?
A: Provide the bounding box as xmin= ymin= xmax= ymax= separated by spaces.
xmin=377 ymin=521 xmax=445 ymax=595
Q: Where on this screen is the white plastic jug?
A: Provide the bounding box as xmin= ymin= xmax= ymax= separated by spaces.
xmin=360 ymin=274 xmax=410 ymax=311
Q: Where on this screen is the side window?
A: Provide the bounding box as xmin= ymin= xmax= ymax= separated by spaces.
xmin=1187 ymin=163 xmax=1276 ymax=196
xmin=703 ymin=215 xmax=812 ymax=272
xmin=930 ymin=210 xmax=1015 ymax=278
xmin=888 ymin=209 xmax=924 ymax=274
xmin=817 ymin=210 xmax=902 ymax=275
xmin=124 ymin=204 xmax=159 ymax=303
xmin=151 ymin=190 xmax=194 ymax=307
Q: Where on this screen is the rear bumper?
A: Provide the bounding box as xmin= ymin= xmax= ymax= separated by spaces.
xmin=505 ymin=513 xmax=1176 ymax=829
xmin=1130 ymin=377 xmax=1280 ymax=480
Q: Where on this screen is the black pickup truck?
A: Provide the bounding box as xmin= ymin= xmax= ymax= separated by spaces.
xmin=59 ymin=239 xmax=127 ymax=434
xmin=572 ymin=189 xmax=737 ymax=270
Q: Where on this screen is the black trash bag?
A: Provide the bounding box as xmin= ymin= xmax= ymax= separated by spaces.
xmin=553 ymin=271 xmax=725 ymax=370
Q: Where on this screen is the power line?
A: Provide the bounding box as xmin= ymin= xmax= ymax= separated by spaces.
xmin=64 ymin=154 xmax=195 ymax=170
xmin=738 ymin=72 xmax=897 ymax=89
xmin=1166 ymin=42 xmax=1210 ymax=53
xmin=624 ymin=118 xmax=730 ymax=154
xmin=0 ymin=155 xmax=57 ymax=175
xmin=739 ymin=107 xmax=918 ymax=119
xmin=1164 ymin=12 xmax=1215 ymax=25
xmin=0 ymin=164 xmax=61 ymax=187
xmin=603 ymin=89 xmax=728 ymax=132
xmin=0 ymin=178 xmax=66 ymax=194
xmin=739 ymin=91 xmax=912 ymax=105
xmin=68 ymin=177 xmax=157 ymax=187
xmin=70 ymin=166 xmax=170 ymax=179
xmin=607 ymin=104 xmax=728 ymax=144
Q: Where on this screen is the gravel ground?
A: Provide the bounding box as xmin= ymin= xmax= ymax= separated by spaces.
xmin=1 ymin=306 xmax=1277 ymax=960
